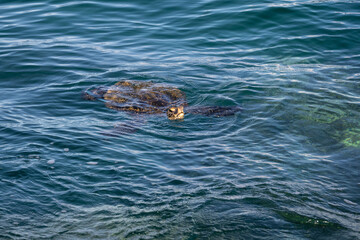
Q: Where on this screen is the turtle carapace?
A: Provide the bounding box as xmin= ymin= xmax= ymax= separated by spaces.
xmin=83 ymin=80 xmax=241 ymax=120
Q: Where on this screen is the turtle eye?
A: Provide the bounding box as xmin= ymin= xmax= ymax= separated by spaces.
xmin=169 ymin=108 xmax=175 ymax=112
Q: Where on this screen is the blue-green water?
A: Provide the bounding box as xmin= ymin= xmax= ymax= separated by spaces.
xmin=1 ymin=0 xmax=360 ymax=239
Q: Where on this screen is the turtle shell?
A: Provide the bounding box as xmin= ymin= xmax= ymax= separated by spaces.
xmin=102 ymin=80 xmax=187 ymax=114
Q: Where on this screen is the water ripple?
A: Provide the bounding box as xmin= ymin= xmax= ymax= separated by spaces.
xmin=1 ymin=0 xmax=360 ymax=239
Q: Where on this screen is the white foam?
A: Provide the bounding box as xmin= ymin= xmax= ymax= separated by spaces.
xmin=86 ymin=161 xmax=98 ymax=165
xmin=47 ymin=159 xmax=55 ymax=164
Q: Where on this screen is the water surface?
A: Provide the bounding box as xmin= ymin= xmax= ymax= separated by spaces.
xmin=0 ymin=0 xmax=360 ymax=239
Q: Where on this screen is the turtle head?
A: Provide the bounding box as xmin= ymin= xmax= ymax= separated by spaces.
xmin=167 ymin=106 xmax=184 ymax=120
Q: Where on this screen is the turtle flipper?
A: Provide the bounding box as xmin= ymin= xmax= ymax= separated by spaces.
xmin=186 ymin=106 xmax=242 ymax=117
xmin=101 ymin=122 xmax=139 ymax=136
xmin=101 ymin=114 xmax=147 ymax=137
xmin=82 ymin=86 xmax=107 ymax=100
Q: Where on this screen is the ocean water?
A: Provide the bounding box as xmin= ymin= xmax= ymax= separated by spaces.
xmin=1 ymin=0 xmax=359 ymax=239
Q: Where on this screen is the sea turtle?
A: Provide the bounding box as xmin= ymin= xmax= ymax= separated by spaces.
xmin=83 ymin=80 xmax=241 ymax=121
